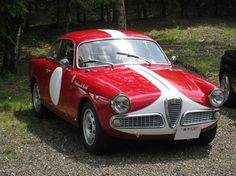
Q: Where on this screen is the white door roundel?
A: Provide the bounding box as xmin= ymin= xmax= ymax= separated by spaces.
xmin=49 ymin=67 xmax=63 ymax=105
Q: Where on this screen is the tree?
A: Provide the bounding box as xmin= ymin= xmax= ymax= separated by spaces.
xmin=0 ymin=0 xmax=28 ymax=74
xmin=115 ymin=0 xmax=127 ymax=30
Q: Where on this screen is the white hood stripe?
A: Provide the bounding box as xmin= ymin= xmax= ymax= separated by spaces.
xmin=127 ymin=65 xmax=209 ymax=110
xmin=126 ymin=65 xmax=170 ymax=92
xmin=99 ymin=29 xmax=127 ymax=38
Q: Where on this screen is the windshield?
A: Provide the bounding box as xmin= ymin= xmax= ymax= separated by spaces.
xmin=77 ymin=39 xmax=169 ymax=68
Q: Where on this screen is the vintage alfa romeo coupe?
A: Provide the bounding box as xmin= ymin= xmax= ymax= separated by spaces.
xmin=29 ymin=29 xmax=224 ymax=153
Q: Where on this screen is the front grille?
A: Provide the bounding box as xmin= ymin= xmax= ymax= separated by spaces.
xmin=181 ymin=111 xmax=215 ymax=125
xmin=113 ymin=114 xmax=164 ymax=129
xmin=165 ymin=98 xmax=182 ymax=128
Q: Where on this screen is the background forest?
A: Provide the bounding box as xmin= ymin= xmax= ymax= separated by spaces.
xmin=0 ymin=0 xmax=236 ymax=74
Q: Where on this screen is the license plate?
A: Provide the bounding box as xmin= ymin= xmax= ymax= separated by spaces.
xmin=174 ymin=126 xmax=201 ymax=140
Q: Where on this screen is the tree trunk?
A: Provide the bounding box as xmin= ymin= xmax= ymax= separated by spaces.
xmin=83 ymin=12 xmax=87 ymax=24
xmin=142 ymin=0 xmax=147 ymax=19
xmin=161 ymin=0 xmax=167 ymax=17
xmin=112 ymin=2 xmax=117 ymax=24
xmin=2 ymin=36 xmax=9 ymax=74
xmin=137 ymin=0 xmax=141 ymax=19
xmin=196 ymin=0 xmax=202 ymax=17
xmin=62 ymin=0 xmax=72 ymax=33
xmin=105 ymin=4 xmax=111 ymax=24
xmin=56 ymin=0 xmax=61 ymax=26
xmin=179 ymin=0 xmax=188 ymax=17
xmin=226 ymin=0 xmax=233 ymax=17
xmin=100 ymin=4 xmax=105 ymax=22
xmin=77 ymin=11 xmax=81 ymax=23
xmin=116 ymin=0 xmax=127 ymax=30
xmin=214 ymin=0 xmax=219 ymax=17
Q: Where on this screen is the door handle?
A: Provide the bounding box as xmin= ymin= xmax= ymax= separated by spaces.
xmin=46 ymin=69 xmax=51 ymax=73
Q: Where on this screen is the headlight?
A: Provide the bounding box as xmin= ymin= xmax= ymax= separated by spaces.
xmin=208 ymin=88 xmax=224 ymax=107
xmin=111 ymin=94 xmax=130 ymax=114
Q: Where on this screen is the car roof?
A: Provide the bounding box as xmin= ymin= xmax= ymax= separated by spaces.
xmin=60 ymin=29 xmax=154 ymax=45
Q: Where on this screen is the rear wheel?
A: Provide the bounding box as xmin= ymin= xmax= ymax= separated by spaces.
xmin=220 ymin=72 xmax=236 ymax=106
xmin=197 ymin=126 xmax=217 ymax=146
xmin=81 ymin=101 xmax=110 ymax=154
xmin=32 ymin=82 xmax=47 ymax=118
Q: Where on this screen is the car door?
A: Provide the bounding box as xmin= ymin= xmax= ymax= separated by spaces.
xmin=40 ymin=40 xmax=62 ymax=106
xmin=56 ymin=39 xmax=78 ymax=121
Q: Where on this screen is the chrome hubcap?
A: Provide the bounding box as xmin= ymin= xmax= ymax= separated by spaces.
xmin=33 ymin=83 xmax=41 ymax=112
xmin=83 ymin=108 xmax=96 ymax=146
xmin=221 ymin=74 xmax=230 ymax=101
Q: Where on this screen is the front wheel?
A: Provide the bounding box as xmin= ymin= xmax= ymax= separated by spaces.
xmin=81 ymin=101 xmax=110 ymax=154
xmin=197 ymin=126 xmax=217 ymax=146
xmin=32 ymin=81 xmax=47 ymax=118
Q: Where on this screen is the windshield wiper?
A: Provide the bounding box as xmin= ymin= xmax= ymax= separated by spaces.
xmin=79 ymin=56 xmax=114 ymax=67
xmin=116 ymin=52 xmax=151 ymax=66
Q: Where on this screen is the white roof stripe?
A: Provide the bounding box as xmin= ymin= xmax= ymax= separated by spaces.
xmin=99 ymin=29 xmax=127 ymax=38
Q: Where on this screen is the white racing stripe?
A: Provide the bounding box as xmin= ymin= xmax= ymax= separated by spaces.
xmin=127 ymin=65 xmax=170 ymax=92
xmin=99 ymin=29 xmax=127 ymax=38
xmin=126 ymin=65 xmax=209 ymax=110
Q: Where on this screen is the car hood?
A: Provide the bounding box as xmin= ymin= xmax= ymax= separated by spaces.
xmin=78 ymin=64 xmax=217 ymax=110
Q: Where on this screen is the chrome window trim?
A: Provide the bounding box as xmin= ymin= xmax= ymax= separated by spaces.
xmin=76 ymin=38 xmax=171 ymax=69
xmin=180 ymin=109 xmax=219 ymax=126
xmin=110 ymin=113 xmax=166 ymax=129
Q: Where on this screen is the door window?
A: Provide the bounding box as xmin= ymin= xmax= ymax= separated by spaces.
xmin=58 ymin=40 xmax=74 ymax=66
xmin=47 ymin=40 xmax=61 ymax=60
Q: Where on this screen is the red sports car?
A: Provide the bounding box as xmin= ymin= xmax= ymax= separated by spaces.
xmin=29 ymin=29 xmax=224 ymax=153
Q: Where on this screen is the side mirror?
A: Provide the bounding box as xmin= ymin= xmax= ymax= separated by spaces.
xmin=170 ymin=56 xmax=177 ymax=64
xmin=60 ymin=58 xmax=70 ymax=67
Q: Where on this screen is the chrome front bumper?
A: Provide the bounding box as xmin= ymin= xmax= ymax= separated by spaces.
xmin=109 ymin=109 xmax=220 ymax=135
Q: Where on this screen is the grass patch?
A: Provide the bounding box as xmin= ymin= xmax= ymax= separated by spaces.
xmin=3 ymin=148 xmax=24 ymax=159
xmin=142 ymin=19 xmax=236 ymax=83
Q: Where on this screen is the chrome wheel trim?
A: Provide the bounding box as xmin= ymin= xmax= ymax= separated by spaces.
xmin=221 ymin=74 xmax=230 ymax=102
xmin=83 ymin=108 xmax=96 ymax=146
xmin=33 ymin=83 xmax=41 ymax=112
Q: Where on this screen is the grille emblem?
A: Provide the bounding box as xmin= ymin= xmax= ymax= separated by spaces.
xmin=165 ymin=98 xmax=182 ymax=128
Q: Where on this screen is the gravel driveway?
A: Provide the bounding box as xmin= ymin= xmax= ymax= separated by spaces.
xmin=0 ymin=107 xmax=236 ymax=176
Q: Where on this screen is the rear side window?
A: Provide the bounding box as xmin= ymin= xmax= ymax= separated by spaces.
xmin=58 ymin=40 xmax=74 ymax=66
xmin=47 ymin=40 xmax=61 ymax=60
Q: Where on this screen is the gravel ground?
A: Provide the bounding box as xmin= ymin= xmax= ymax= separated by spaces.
xmin=0 ymin=107 xmax=236 ymax=176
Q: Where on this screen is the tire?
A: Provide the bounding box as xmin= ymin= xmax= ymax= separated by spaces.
xmin=81 ymin=101 xmax=110 ymax=154
xmin=198 ymin=126 xmax=217 ymax=146
xmin=32 ymin=81 xmax=48 ymax=118
xmin=220 ymin=72 xmax=236 ymax=106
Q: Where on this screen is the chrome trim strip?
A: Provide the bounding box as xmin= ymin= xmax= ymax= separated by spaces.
xmin=180 ymin=109 xmax=220 ymax=126
xmin=110 ymin=113 xmax=166 ymax=129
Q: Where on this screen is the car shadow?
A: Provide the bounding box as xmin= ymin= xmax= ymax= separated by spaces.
xmin=222 ymin=106 xmax=236 ymax=121
xmin=14 ymin=109 xmax=212 ymax=167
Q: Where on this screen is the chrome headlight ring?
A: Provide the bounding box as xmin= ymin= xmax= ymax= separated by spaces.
xmin=208 ymin=88 xmax=225 ymax=107
xmin=111 ymin=94 xmax=130 ymax=114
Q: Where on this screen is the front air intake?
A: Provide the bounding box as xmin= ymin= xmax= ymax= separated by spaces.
xmin=165 ymin=98 xmax=182 ymax=128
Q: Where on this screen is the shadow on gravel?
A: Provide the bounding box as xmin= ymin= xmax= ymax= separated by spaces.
xmin=15 ymin=109 xmax=212 ymax=168
xmin=222 ymin=106 xmax=236 ymax=121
